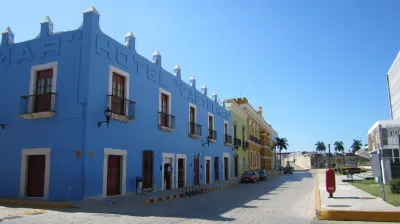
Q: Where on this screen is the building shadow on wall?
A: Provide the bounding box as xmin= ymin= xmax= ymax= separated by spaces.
xmin=0 ymin=171 xmax=315 ymax=223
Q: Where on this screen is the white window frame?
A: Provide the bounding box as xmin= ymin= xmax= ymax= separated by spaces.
xmin=189 ymin=103 xmax=198 ymax=136
xmin=102 ymin=148 xmax=127 ymax=197
xmin=20 ymin=148 xmax=51 ymax=199
xmin=175 ymin=154 xmax=187 ymax=188
xmin=28 ymin=62 xmax=58 ymax=114
xmin=224 ymin=120 xmax=229 ymax=143
xmin=208 ymin=112 xmax=215 ymax=130
xmin=223 ymin=152 xmax=230 ymax=180
xmin=159 ymin=88 xmax=172 ymax=128
xmin=162 ymin=153 xmax=175 ymax=190
xmin=108 ymin=65 xmax=130 ymax=116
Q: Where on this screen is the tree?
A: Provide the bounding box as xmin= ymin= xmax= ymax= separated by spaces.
xmin=275 ymin=137 xmax=289 ymax=171
xmin=315 ymin=141 xmax=326 ymax=153
xmin=351 ymin=139 xmax=362 ymax=153
xmin=334 ymin=141 xmax=345 ymax=167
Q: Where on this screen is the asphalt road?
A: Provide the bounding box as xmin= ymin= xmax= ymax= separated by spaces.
xmin=2 ymin=170 xmax=388 ymax=224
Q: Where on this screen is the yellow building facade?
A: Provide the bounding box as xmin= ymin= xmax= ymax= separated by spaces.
xmin=234 ymin=97 xmax=276 ymax=171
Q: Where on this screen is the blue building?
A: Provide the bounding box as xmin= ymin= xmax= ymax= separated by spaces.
xmin=0 ymin=6 xmax=232 ymax=201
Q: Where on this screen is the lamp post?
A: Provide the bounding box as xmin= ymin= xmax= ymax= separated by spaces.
xmin=377 ymin=135 xmax=386 ymax=201
xmin=98 ymin=108 xmax=113 ymax=128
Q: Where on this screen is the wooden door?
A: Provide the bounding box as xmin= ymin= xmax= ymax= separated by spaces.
xmin=34 ymin=69 xmax=53 ymax=112
xmin=26 ymin=155 xmax=45 ymax=197
xmin=194 ymin=156 xmax=199 ymax=185
xmin=214 ymin=157 xmax=219 ymax=181
xmin=206 ymin=160 xmax=210 ymax=184
xmin=142 ymin=151 xmax=154 ymax=189
xmin=112 ymin=73 xmax=125 ymax=116
xmin=178 ymin=159 xmax=185 ymax=188
xmin=107 ymin=155 xmax=121 ymax=196
xmin=224 ymin=157 xmax=229 ymax=180
xmin=234 ymin=155 xmax=239 ymax=177
xmin=161 ymin=93 xmax=169 ymax=127
xmin=189 ymin=107 xmax=195 ymax=134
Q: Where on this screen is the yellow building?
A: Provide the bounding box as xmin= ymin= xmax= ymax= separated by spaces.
xmin=234 ymin=97 xmax=276 ymax=171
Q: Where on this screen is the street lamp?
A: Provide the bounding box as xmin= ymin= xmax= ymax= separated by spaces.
xmin=0 ymin=124 xmax=4 ymax=129
xmin=202 ymin=136 xmax=211 ymax=147
xmin=98 ymin=108 xmax=113 ymax=128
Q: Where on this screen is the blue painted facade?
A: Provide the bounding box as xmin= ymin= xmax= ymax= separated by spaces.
xmin=0 ymin=7 xmax=232 ymax=201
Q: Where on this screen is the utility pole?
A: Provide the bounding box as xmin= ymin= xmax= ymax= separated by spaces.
xmin=328 ymin=144 xmax=331 ymax=168
xmin=376 ymin=133 xmax=386 ymax=201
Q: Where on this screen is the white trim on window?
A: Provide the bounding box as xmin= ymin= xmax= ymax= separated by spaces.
xmin=189 ymin=103 xmax=197 ymax=123
xmin=162 ymin=153 xmax=175 ymax=190
xmin=102 ymin=148 xmax=127 ymax=197
xmin=223 ymin=152 xmax=230 ymax=180
xmin=159 ymin=88 xmax=172 ymax=113
xmin=108 ymin=65 xmax=130 ymax=117
xmin=224 ymin=120 xmax=228 ymax=136
xmin=208 ymin=112 xmax=214 ymax=130
xmin=205 ymin=156 xmax=212 ymax=184
xmin=20 ymin=148 xmax=51 ymax=199
xmin=29 ymin=62 xmax=58 ymax=96
xmin=175 ymin=154 xmax=187 ymax=188
xmin=25 ymin=62 xmax=58 ymax=117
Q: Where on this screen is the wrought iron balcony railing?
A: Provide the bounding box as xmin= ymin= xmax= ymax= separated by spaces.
xmin=159 ymin=112 xmax=175 ymax=130
xmin=20 ymin=92 xmax=57 ymax=115
xmin=208 ymin=129 xmax=217 ymax=141
xmin=224 ymin=134 xmax=232 ymax=145
xmin=234 ymin=138 xmax=242 ymax=147
xmin=108 ymin=95 xmax=136 ymax=121
xmin=189 ymin=122 xmax=202 ymax=137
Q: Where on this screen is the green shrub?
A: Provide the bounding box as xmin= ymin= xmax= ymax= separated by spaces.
xmin=390 ymin=178 xmax=400 ymax=194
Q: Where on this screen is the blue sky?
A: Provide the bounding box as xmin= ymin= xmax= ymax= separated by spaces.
xmin=1 ymin=0 xmax=398 ymax=152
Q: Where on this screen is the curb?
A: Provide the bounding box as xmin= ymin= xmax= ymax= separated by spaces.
xmin=315 ymin=173 xmax=400 ymax=222
xmin=141 ymin=183 xmax=232 ymax=205
xmin=0 ymin=209 xmax=47 ymax=218
xmin=0 ymin=199 xmax=78 ymax=209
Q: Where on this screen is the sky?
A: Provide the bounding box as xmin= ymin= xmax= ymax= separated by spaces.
xmin=1 ymin=0 xmax=398 ymax=152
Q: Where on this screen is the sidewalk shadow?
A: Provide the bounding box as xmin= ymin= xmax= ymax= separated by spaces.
xmin=0 ymin=171 xmax=315 ymax=223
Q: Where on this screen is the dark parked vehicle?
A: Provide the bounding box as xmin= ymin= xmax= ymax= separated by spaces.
xmin=283 ymin=166 xmax=293 ymax=174
xmin=256 ymin=169 xmax=268 ymax=180
xmin=240 ymin=171 xmax=260 ymax=183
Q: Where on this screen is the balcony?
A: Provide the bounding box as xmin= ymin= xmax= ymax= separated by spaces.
xmin=20 ymin=93 xmax=56 ymax=119
xmin=189 ymin=122 xmax=202 ymax=138
xmin=108 ymin=95 xmax=135 ymax=122
xmin=224 ymin=134 xmax=232 ymax=145
xmin=243 ymin=141 xmax=249 ymax=150
xmin=159 ymin=112 xmax=175 ymax=132
xmin=208 ymin=129 xmax=217 ymax=142
xmin=250 ymin=135 xmax=261 ymax=146
xmin=234 ymin=138 xmax=242 ymax=148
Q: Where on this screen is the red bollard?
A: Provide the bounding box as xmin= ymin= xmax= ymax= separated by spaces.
xmin=326 ymin=168 xmax=336 ymax=198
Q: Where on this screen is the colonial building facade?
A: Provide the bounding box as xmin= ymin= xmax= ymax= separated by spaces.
xmin=233 ymin=98 xmax=276 ymax=171
xmin=0 ymin=7 xmax=232 ymax=201
xmin=226 ymin=99 xmax=248 ymax=177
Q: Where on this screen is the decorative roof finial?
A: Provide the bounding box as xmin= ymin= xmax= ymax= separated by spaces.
xmin=83 ymin=6 xmax=100 ymax=16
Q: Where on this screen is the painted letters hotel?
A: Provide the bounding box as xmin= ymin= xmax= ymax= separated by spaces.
xmin=0 ymin=7 xmax=278 ymax=201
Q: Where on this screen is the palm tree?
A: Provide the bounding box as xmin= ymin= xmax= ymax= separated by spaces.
xmin=334 ymin=141 xmax=345 ymax=167
xmin=315 ymin=141 xmax=326 ymax=153
xmin=351 ymin=139 xmax=362 ymax=153
xmin=275 ymin=137 xmax=289 ymax=171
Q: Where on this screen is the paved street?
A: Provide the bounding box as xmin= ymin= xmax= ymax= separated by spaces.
xmin=1 ymin=170 xmax=387 ymax=224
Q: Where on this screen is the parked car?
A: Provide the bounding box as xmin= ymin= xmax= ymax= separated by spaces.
xmin=240 ymin=171 xmax=260 ymax=183
xmin=283 ymin=166 xmax=293 ymax=174
xmin=256 ymin=169 xmax=268 ymax=180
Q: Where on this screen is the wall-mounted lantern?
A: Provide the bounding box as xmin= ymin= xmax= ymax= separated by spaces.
xmin=202 ymin=136 xmax=211 ymax=147
xmin=0 ymin=124 xmax=4 ymax=129
xmin=98 ymin=108 xmax=112 ymax=128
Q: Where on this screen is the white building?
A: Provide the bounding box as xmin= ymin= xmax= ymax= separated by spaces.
xmin=387 ymin=51 xmax=400 ymax=120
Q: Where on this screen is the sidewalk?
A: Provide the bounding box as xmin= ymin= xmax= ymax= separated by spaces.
xmin=316 ymin=171 xmax=400 ymax=222
xmin=70 ymin=177 xmax=241 ymax=209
